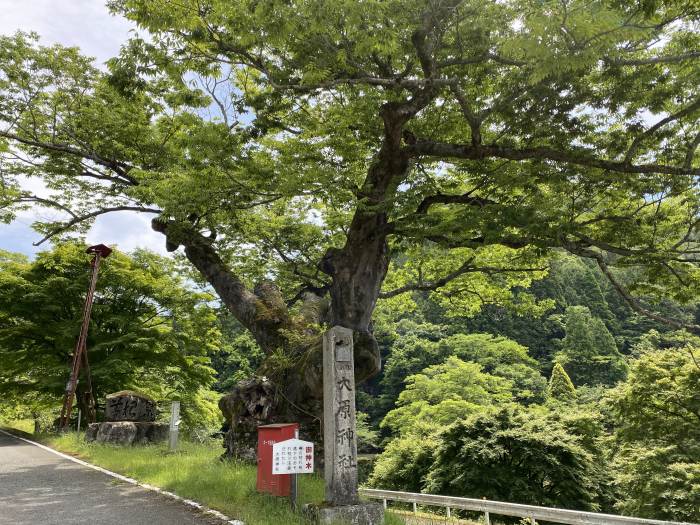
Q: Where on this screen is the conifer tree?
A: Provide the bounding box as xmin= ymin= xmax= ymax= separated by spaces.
xmin=548 ymin=362 xmax=577 ymax=401
xmin=558 ymin=306 xmax=628 ymax=386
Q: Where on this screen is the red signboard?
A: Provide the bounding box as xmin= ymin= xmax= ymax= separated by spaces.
xmin=256 ymin=423 xmax=299 ymax=496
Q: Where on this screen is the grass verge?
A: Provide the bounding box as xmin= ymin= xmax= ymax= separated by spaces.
xmin=2 ymin=423 xmax=404 ymax=525
xmin=43 ymin=432 xmax=322 ymax=525
xmin=1 ymin=418 xmax=34 ymax=434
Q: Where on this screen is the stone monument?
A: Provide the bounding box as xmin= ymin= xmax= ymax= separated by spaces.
xmin=85 ymin=391 xmax=169 ymax=445
xmin=305 ymin=326 xmax=383 ymax=525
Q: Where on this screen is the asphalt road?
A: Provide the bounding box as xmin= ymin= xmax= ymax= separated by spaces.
xmin=0 ymin=431 xmax=223 ymax=525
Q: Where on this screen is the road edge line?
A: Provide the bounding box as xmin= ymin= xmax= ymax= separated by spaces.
xmin=0 ymin=428 xmax=244 ymax=525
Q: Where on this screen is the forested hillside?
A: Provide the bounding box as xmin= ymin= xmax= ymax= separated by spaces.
xmin=211 ymin=252 xmax=700 ymax=520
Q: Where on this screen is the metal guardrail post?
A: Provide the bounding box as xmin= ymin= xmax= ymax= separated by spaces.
xmin=446 ymin=506 xmax=451 ymax=518
xmin=484 ymin=511 xmax=490 ymax=525
xmin=413 ymin=501 xmax=417 ymax=514
xmin=383 ymin=499 xmax=387 ymax=509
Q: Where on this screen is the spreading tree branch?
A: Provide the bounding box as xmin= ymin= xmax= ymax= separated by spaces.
xmin=415 ymin=192 xmax=494 ymax=215
xmin=564 ymin=243 xmax=700 ymax=334
xmin=0 ymin=131 xmax=136 ymax=184
xmin=407 ymin=140 xmax=700 ymax=176
xmin=625 ymin=97 xmax=700 ymax=164
xmin=33 ymin=206 xmax=162 ymax=246
xmin=15 ymin=194 xmax=78 ymax=219
xmin=151 ymin=218 xmax=292 ymax=352
xmin=450 ymin=84 xmax=482 ymax=145
xmin=608 ymin=51 xmax=700 ymax=66
xmin=379 ymin=258 xmax=546 ymax=298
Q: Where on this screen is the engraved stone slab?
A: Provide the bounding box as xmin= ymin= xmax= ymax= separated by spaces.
xmin=105 ymin=391 xmax=157 ymax=422
xmin=323 ymin=326 xmax=359 ymax=505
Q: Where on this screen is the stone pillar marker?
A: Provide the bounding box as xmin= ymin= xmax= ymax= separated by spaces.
xmin=169 ymin=400 xmax=181 ymax=452
xmin=308 ymin=326 xmax=383 ymax=525
xmin=323 ymin=325 xmax=358 ymax=505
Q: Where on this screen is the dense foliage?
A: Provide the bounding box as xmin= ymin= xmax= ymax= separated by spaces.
xmin=610 ymin=342 xmax=700 ymax=520
xmin=366 ymin=257 xmax=699 ymax=521
xmin=381 ymin=356 xmax=513 ymax=434
xmin=426 ymin=407 xmax=612 ymax=512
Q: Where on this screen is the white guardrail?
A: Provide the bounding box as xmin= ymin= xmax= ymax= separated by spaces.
xmin=359 ymin=488 xmax=698 ymax=525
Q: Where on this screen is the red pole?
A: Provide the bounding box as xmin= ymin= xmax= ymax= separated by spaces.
xmin=59 ymin=244 xmax=112 ymax=431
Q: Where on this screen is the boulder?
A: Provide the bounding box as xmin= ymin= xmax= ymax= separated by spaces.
xmin=96 ymin=421 xmax=138 ymax=445
xmin=105 ymin=391 xmax=157 ymax=422
xmin=91 ymin=421 xmax=169 ymax=445
xmin=85 ymin=422 xmax=100 ymax=442
xmin=134 ymin=422 xmax=169 ymax=444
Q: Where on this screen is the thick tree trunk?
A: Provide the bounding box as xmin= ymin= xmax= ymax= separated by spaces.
xmin=153 ymin=104 xmax=413 ymax=462
xmin=153 ymin=219 xmax=323 ymax=459
xmin=321 ymin=106 xmax=413 ymax=381
xmin=152 ymin=219 xmax=292 ymax=353
xmin=321 ymin=210 xmax=388 ymax=382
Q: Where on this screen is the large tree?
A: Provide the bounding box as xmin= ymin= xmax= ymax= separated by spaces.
xmin=1 ymin=0 xmax=700 ymax=451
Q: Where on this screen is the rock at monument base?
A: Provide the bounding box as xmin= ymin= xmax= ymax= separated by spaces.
xmin=85 ymin=422 xmax=100 ymax=442
xmin=96 ymin=421 xmax=138 ymax=444
xmin=89 ymin=421 xmax=168 ymax=445
xmin=303 ymin=502 xmax=384 ymax=525
xmin=135 ymin=421 xmax=169 ymax=444
xmin=105 ymin=391 xmax=157 ymax=422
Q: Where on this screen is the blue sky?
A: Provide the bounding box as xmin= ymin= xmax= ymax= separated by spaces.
xmin=0 ymin=0 xmax=168 ymax=257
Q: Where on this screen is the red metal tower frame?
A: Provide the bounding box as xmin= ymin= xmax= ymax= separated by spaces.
xmin=59 ymin=244 xmax=112 ymax=430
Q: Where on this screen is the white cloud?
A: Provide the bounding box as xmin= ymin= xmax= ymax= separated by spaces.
xmin=86 ymin=211 xmax=170 ymax=255
xmin=0 ymin=207 xmax=170 ymax=257
xmin=0 ymin=0 xmax=134 ymax=65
